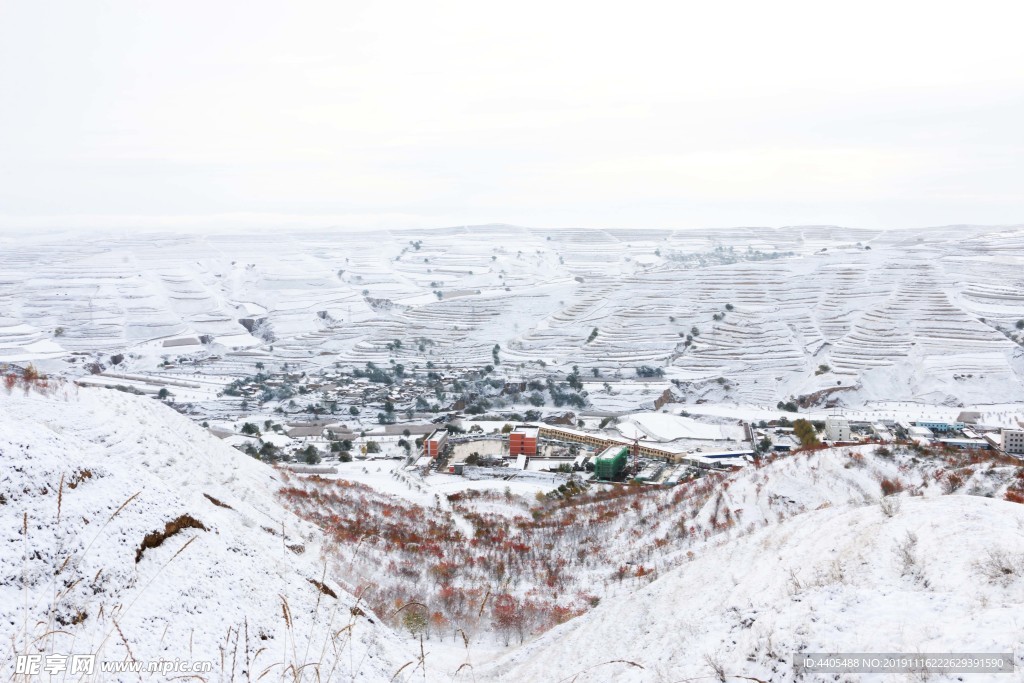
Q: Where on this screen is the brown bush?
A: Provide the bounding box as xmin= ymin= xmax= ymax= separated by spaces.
xmin=880 ymin=478 xmax=905 ymax=496
xmin=202 ymin=493 xmax=233 ymax=509
xmin=136 ymin=514 xmax=208 ymax=563
xmin=66 ymin=469 xmax=93 ymax=489
xmin=308 ymin=579 xmax=338 ymax=598
xmin=943 ymin=472 xmax=965 ymax=494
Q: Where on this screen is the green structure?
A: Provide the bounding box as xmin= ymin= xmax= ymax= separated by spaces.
xmin=593 ymin=445 xmax=629 ymax=480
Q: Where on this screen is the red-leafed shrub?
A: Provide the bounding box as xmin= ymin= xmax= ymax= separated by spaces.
xmin=1004 ymin=490 xmax=1024 ymax=505
xmin=880 ymin=477 xmax=905 ymax=496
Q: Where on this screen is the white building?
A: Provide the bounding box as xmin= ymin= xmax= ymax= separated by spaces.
xmin=825 ymin=416 xmax=851 ymax=442
xmin=871 ymin=423 xmax=893 ymax=441
xmin=1003 ymin=428 xmax=1024 ymax=455
xmin=908 ymin=426 xmax=934 ymax=444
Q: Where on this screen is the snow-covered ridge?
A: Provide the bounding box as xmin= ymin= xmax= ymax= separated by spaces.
xmin=0 ymin=386 xmax=414 ymax=681
xmin=481 ymin=494 xmax=1024 ymax=682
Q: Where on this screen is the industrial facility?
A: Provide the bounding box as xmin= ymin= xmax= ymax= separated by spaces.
xmin=593 ymin=445 xmax=630 ymax=480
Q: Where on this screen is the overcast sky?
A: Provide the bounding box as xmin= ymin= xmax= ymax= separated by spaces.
xmin=1 ymin=0 xmax=1022 ymax=232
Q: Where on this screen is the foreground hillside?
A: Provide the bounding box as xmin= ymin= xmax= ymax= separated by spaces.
xmin=0 ymin=385 xmax=415 ymax=681
xmin=276 ymin=435 xmax=1024 ymax=674
xmin=5 ymin=382 xmax=1023 ymax=682
xmin=480 ymin=494 xmax=1024 ymax=682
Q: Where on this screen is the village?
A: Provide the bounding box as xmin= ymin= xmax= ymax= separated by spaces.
xmin=162 ymin=357 xmax=1024 ymax=489
xmin=45 ymin=341 xmax=1024 ymax=489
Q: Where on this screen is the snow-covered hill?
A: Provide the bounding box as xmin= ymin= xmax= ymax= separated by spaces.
xmin=0 ymin=385 xmax=415 ymax=681
xmin=3 ymin=224 xmax=1024 ymax=405
xmin=480 ymin=494 xmax=1024 ymax=682
xmin=4 ymin=383 xmax=1023 ymax=682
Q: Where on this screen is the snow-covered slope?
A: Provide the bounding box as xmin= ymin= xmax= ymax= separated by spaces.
xmin=481 ymin=494 xmax=1024 ymax=682
xmin=0 ymin=385 xmax=415 ymax=681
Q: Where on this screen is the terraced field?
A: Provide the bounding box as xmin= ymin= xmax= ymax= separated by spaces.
xmin=1 ymin=224 xmax=1022 ymax=404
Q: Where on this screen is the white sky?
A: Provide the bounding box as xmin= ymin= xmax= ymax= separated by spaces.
xmin=1 ymin=0 xmax=1022 ymax=232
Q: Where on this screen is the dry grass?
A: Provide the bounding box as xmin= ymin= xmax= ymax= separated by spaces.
xmin=203 ymin=493 xmax=233 ymax=509
xmin=307 ymin=579 xmax=338 ymax=599
xmin=555 ymin=658 xmax=646 ymax=683
xmin=976 ymin=549 xmax=1024 ymax=585
xmin=66 ymin=468 xmax=93 ymax=489
xmin=879 ymin=496 xmax=902 ymax=518
xmin=135 ymin=514 xmax=208 ymax=564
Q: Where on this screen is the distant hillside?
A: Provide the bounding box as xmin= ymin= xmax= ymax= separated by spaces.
xmin=2 ymin=225 xmax=1023 ymax=405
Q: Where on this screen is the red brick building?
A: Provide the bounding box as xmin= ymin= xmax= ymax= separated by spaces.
xmin=423 ymin=429 xmax=448 ymax=458
xmin=509 ymin=425 xmax=539 ymax=456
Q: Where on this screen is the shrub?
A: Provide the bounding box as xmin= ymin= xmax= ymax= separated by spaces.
xmin=880 ymin=495 xmax=901 ymax=518
xmin=792 ymin=419 xmax=820 ymax=448
xmin=1004 ymin=490 xmax=1024 ymax=505
xmin=259 ymin=442 xmax=279 ymax=461
xmin=401 ymin=606 xmax=428 ymax=636
xmin=976 ymin=549 xmax=1024 ymax=584
xmin=880 ymin=477 xmax=905 ymax=496
xmin=301 ymin=445 xmax=321 ymax=465
xmin=943 ymin=472 xmax=965 ymax=493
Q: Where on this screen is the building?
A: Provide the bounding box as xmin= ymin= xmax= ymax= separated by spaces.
xmin=509 ymin=425 xmax=539 ymax=457
xmin=423 ymin=429 xmax=448 ymax=458
xmin=825 ymin=416 xmax=851 ymax=442
xmin=1003 ymin=428 xmax=1024 ymax=455
xmin=535 ymin=424 xmax=685 ymax=461
xmin=937 ymin=438 xmax=990 ymax=451
xmin=684 ymin=453 xmax=752 ymax=470
xmin=765 ymin=432 xmax=799 ymax=451
xmin=914 ymin=420 xmax=964 ymax=433
xmin=593 ymin=445 xmax=629 ymax=480
xmin=908 ymin=426 xmax=934 ymax=443
xmin=871 ymin=423 xmax=893 ymax=441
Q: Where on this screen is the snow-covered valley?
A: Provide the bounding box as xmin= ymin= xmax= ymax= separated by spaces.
xmin=2 ymin=224 xmax=1024 ymax=682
